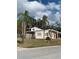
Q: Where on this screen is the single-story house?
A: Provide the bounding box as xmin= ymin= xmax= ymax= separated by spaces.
xmin=25 ymin=27 xmax=61 ymax=39
xmin=35 ymin=29 xmax=61 ymax=39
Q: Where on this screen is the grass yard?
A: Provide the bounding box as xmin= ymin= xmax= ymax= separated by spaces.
xmin=17 ymin=38 xmax=61 ymax=48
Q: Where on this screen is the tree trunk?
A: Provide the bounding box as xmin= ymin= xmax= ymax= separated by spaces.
xmin=21 ymin=21 xmax=26 ymax=43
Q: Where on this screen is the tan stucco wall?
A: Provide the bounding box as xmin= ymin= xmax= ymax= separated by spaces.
xmin=35 ymin=30 xmax=44 ymax=39
xmin=35 ymin=30 xmax=57 ymax=39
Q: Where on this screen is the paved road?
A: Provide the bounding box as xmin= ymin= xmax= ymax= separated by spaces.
xmin=17 ymin=46 xmax=61 ymax=59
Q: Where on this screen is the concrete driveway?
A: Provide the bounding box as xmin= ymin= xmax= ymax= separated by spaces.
xmin=17 ymin=46 xmax=61 ymax=59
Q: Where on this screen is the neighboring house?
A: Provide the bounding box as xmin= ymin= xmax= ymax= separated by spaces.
xmin=35 ymin=29 xmax=61 ymax=39
xmin=25 ymin=27 xmax=61 ymax=39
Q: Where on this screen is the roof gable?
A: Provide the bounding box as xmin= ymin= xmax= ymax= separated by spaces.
xmin=31 ymin=27 xmax=42 ymax=31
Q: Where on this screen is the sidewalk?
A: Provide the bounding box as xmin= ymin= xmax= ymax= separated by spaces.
xmin=17 ymin=47 xmax=29 ymax=51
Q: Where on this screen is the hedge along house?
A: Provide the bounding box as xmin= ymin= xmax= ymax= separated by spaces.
xmin=35 ymin=29 xmax=61 ymax=39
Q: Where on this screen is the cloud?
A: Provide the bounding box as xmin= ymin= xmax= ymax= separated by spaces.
xmin=47 ymin=2 xmax=60 ymax=10
xmin=24 ymin=1 xmax=46 ymax=12
xmin=17 ymin=0 xmax=61 ymax=24
xmin=34 ymin=10 xmax=52 ymax=20
xmin=17 ymin=0 xmax=28 ymax=13
xmin=23 ymin=1 xmax=47 ymax=18
xmin=55 ymin=12 xmax=61 ymax=21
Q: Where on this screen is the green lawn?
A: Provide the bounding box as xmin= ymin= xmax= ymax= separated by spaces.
xmin=17 ymin=38 xmax=61 ymax=48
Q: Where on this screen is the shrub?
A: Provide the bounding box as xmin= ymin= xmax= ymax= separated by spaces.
xmin=46 ymin=37 xmax=51 ymax=40
xmin=17 ymin=40 xmax=22 ymax=44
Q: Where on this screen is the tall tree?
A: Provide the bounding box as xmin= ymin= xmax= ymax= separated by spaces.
xmin=17 ymin=19 xmax=22 ymax=36
xmin=17 ymin=11 xmax=29 ymax=43
xmin=17 ymin=11 xmax=37 ymax=43
xmin=42 ymin=15 xmax=49 ymax=29
xmin=55 ymin=21 xmax=61 ymax=32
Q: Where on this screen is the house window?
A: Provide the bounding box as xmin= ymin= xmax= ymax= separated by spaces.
xmin=37 ymin=33 xmax=41 ymax=36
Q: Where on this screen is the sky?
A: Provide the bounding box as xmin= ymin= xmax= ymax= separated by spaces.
xmin=17 ymin=0 xmax=61 ymax=25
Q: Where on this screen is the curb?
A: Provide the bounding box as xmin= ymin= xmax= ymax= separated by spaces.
xmin=17 ymin=46 xmax=61 ymax=51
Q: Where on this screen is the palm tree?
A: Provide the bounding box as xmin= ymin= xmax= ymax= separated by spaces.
xmin=35 ymin=15 xmax=49 ymax=29
xmin=17 ymin=11 xmax=36 ymax=43
xmin=17 ymin=11 xmax=29 ymax=43
xmin=17 ymin=19 xmax=22 ymax=37
xmin=42 ymin=15 xmax=49 ymax=29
